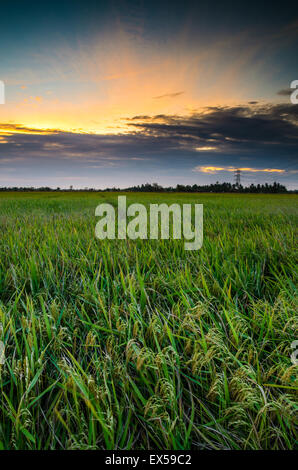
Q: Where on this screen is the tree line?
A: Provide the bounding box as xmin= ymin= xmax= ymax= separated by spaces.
xmin=0 ymin=181 xmax=294 ymax=193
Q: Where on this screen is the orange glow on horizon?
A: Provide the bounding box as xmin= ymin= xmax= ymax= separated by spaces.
xmin=195 ymin=166 xmax=285 ymax=174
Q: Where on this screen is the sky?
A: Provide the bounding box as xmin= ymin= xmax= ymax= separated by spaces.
xmin=0 ymin=0 xmax=297 ymax=189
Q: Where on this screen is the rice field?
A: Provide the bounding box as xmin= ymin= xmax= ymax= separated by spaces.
xmin=0 ymin=191 xmax=297 ymax=450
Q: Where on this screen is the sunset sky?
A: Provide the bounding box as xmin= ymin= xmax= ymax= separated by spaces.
xmin=0 ymin=0 xmax=297 ymax=188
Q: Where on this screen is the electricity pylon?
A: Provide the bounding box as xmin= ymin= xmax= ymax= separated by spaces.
xmin=234 ymin=169 xmax=241 ymax=188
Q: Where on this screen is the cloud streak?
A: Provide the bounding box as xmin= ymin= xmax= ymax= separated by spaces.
xmin=194 ymin=166 xmax=285 ymax=174
xmin=153 ymin=91 xmax=184 ymax=99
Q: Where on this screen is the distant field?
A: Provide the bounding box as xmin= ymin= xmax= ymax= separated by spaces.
xmin=0 ymin=192 xmax=297 ymax=450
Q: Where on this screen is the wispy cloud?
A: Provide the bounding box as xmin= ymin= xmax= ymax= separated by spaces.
xmin=153 ymin=91 xmax=184 ymax=99
xmin=0 ymin=123 xmax=58 ymax=135
xmin=195 ymin=146 xmax=217 ymax=152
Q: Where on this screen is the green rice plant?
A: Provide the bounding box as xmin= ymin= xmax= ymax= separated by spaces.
xmin=0 ymin=192 xmax=297 ymax=449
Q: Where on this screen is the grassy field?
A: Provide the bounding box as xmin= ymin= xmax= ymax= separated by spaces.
xmin=0 ymin=192 xmax=297 ymax=450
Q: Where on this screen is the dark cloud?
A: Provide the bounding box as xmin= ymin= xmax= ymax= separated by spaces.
xmin=127 ymin=104 xmax=298 ymax=151
xmin=0 ymin=103 xmax=297 ymax=187
xmin=277 ymin=89 xmax=292 ymax=96
xmin=126 ymin=114 xmax=170 ymax=121
xmin=1 ymin=104 xmax=298 ymax=161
